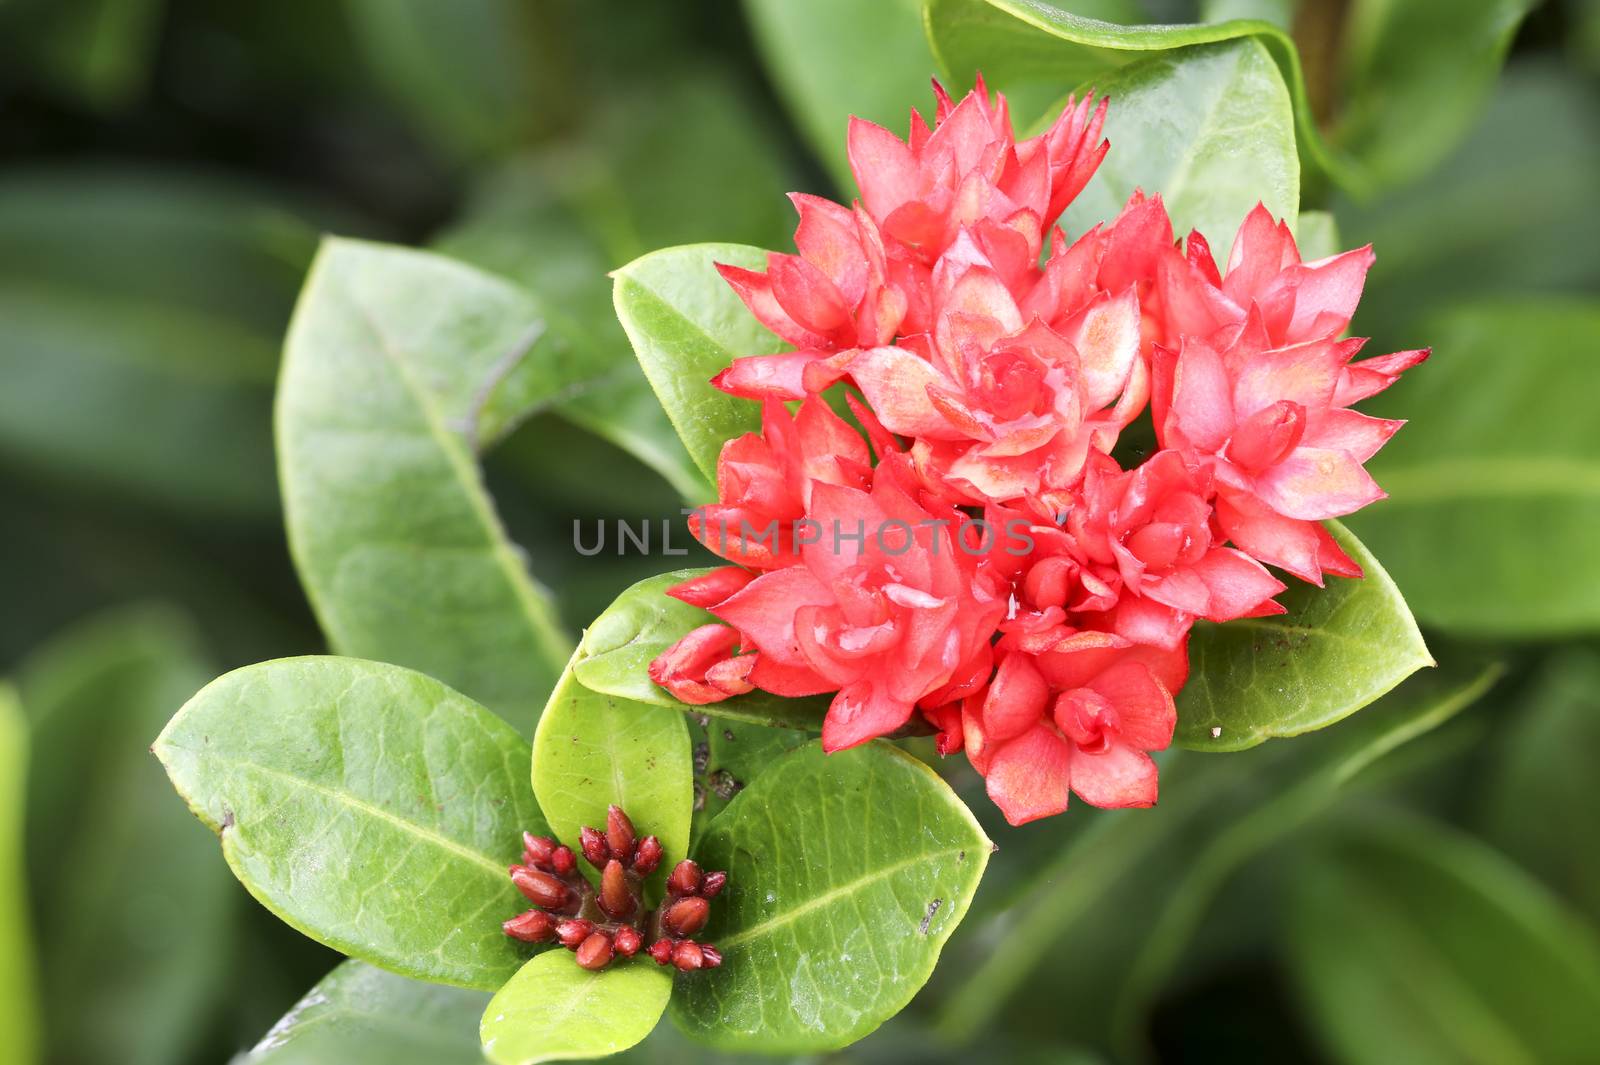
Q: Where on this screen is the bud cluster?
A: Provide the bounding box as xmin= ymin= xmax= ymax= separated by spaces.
xmin=502 ymin=804 xmax=726 ymax=972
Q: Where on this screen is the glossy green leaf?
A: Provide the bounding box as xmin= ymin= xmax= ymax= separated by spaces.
xmin=934 ymin=659 xmax=1496 ymax=1051
xmin=1484 ymin=649 xmax=1600 ymax=921
xmin=742 ymin=0 xmax=936 ymax=191
xmin=1346 ymin=301 xmax=1600 ymax=637
xmin=612 ymin=244 xmax=775 ymax=486
xmin=573 ymin=570 xmax=828 ymax=731
xmin=1176 ymin=521 xmax=1430 ymax=750
xmin=279 ymin=238 xmax=574 ymax=726
xmin=438 ymin=68 xmax=796 ymax=505
xmin=1286 ymin=815 xmax=1600 ymax=1065
xmin=1329 ymin=0 xmax=1536 ymax=190
xmin=480 ymin=951 xmax=672 ymax=1065
xmin=922 ymin=0 xmax=1360 ymax=192
xmin=0 ymin=168 xmax=322 ymax=516
xmin=19 ymin=606 xmax=236 ymax=1065
xmin=671 ymin=741 xmax=992 ymax=1052
xmin=239 ymin=961 xmax=489 ymax=1065
xmin=1059 ymin=37 xmax=1298 ymax=249
xmin=0 ymin=686 xmax=39 ymax=1065
xmin=532 ymin=665 xmax=694 ymax=881
xmin=155 ymin=656 xmax=547 ymax=990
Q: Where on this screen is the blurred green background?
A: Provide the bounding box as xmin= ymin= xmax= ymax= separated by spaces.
xmin=2 ymin=1 xmax=1597 ymax=1062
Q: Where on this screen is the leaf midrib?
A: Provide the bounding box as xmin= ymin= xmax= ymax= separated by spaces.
xmin=717 ymin=846 xmax=969 ymax=950
xmin=177 ymin=749 xmax=509 ymax=879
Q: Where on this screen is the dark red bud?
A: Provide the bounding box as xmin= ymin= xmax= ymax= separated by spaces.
xmin=556 ymin=918 xmax=593 ymax=949
xmin=672 ymin=941 xmax=705 ymax=971
xmin=700 ymin=871 xmax=728 ymax=899
xmin=667 ymin=859 xmax=702 ymax=898
xmin=613 ymin=927 xmax=642 ymax=957
xmin=664 ymin=896 xmax=710 ymax=937
xmin=633 ymin=835 xmax=663 ymax=875
xmin=700 ymin=945 xmax=723 ymax=968
xmin=600 ymin=859 xmax=637 ymax=919
xmin=550 ymin=845 xmax=577 ymax=877
xmin=510 ymin=867 xmax=570 ymax=910
xmin=648 ymin=939 xmax=675 ymax=965
xmin=606 ymin=805 xmax=637 ymax=863
xmin=502 ymin=909 xmax=555 ymax=943
xmin=580 ymin=826 xmax=610 ymax=868
xmin=522 ymin=833 xmax=556 ymax=869
xmin=575 ymin=932 xmax=614 ymax=971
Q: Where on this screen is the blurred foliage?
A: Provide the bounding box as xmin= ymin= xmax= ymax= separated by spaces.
xmin=0 ymin=0 xmax=1596 ymax=1062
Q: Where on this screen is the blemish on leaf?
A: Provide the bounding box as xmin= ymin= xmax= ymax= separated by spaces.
xmin=919 ymin=898 xmax=943 ymax=934
xmin=220 ymin=808 xmax=235 ymax=831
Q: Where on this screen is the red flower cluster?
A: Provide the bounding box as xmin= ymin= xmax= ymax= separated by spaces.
xmin=650 ymin=80 xmax=1425 ymax=825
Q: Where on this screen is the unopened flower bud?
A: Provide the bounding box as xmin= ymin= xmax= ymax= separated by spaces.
xmin=556 ymin=918 xmax=593 ymax=949
xmin=700 ymin=945 xmax=722 ymax=967
xmin=700 ymin=871 xmax=728 ymax=899
xmin=510 ymin=867 xmax=570 ymax=910
xmin=633 ymin=835 xmax=663 ymax=875
xmin=613 ymin=927 xmax=642 ymax=957
xmin=580 ymin=826 xmax=610 ymax=869
xmin=575 ymin=932 xmax=614 ymax=971
xmin=550 ymin=845 xmax=577 ymax=877
xmin=648 ymin=939 xmax=675 ymax=966
xmin=522 ymin=833 xmax=556 ymax=869
xmin=664 ymin=896 xmax=710 ymax=937
xmin=599 ymin=859 xmax=637 ymax=919
xmin=667 ymin=859 xmax=702 ymax=898
xmin=502 ymin=909 xmax=555 ymax=943
xmin=673 ymin=941 xmax=705 ymax=971
xmin=606 ymin=805 xmax=636 ymax=864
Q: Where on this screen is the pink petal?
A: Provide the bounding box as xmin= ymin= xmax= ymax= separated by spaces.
xmin=984 ymin=724 xmax=1073 ymax=825
xmin=822 ymin=679 xmax=915 ymax=752
xmin=1254 ymin=447 xmax=1386 ymax=520
xmin=1189 ymin=547 xmax=1286 ymax=621
xmin=712 ymin=352 xmax=817 ymax=401
xmin=848 ymin=117 xmax=920 ymax=220
xmin=1084 ymin=660 xmax=1176 ymax=752
xmin=1230 ymin=336 xmax=1345 ymax=420
xmin=1278 ymin=245 xmax=1374 ymax=341
xmin=1069 ymin=742 xmax=1159 ymax=808
xmin=712 ymin=566 xmax=833 ymax=666
xmin=1334 ymin=347 xmax=1429 ymax=406
xmin=1303 ymin=408 xmax=1403 ymax=463
xmin=1068 ymin=287 xmax=1142 ymax=412
xmin=715 ymin=263 xmax=828 ymax=349
xmin=667 ymin=566 xmax=754 ymax=609
xmin=981 ymin=652 xmax=1050 ymax=743
xmin=1166 ymin=337 xmax=1236 ymax=453
xmin=850 ymin=346 xmax=964 ymax=438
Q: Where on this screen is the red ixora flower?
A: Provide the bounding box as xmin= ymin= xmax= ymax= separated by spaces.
xmin=647 ymin=75 xmax=1425 ymax=824
xmin=712 ymin=78 xmax=1108 ymax=404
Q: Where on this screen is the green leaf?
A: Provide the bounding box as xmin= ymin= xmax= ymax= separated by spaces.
xmin=932 ymin=659 xmax=1497 ymax=1051
xmin=19 ymin=606 xmax=236 ymax=1065
xmin=1328 ymin=0 xmax=1536 ymax=190
xmin=742 ymin=0 xmax=936 ymax=191
xmin=480 ymin=951 xmax=672 ymax=1065
xmin=612 ymin=244 xmax=775 ymax=487
xmin=1294 ymin=209 xmax=1340 ymax=261
xmin=1176 ymin=521 xmax=1431 ymax=750
xmin=345 ymin=0 xmax=550 ymax=162
xmin=238 ymin=961 xmax=489 ymax=1065
xmin=1059 ymin=37 xmax=1298 ymax=249
xmin=0 ymin=167 xmax=322 ymax=517
xmin=154 ymin=656 xmax=546 ymax=990
xmin=671 ymin=741 xmax=992 ymax=1053
xmin=279 ymin=237 xmax=574 ymax=727
xmin=436 ymin=68 xmax=797 ymax=504
xmin=531 ymin=665 xmax=693 ymax=885
xmin=922 ymin=0 xmax=1361 ymax=192
xmin=573 ymin=570 xmax=828 ymax=731
xmin=1 ymin=0 xmax=163 ymax=112
xmin=0 ymin=687 xmax=39 ymax=1065
xmin=1484 ymin=649 xmax=1600 ymax=922
xmin=1285 ymin=815 xmax=1600 ymax=1065
xmin=1345 ymin=300 xmax=1600 ymax=637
